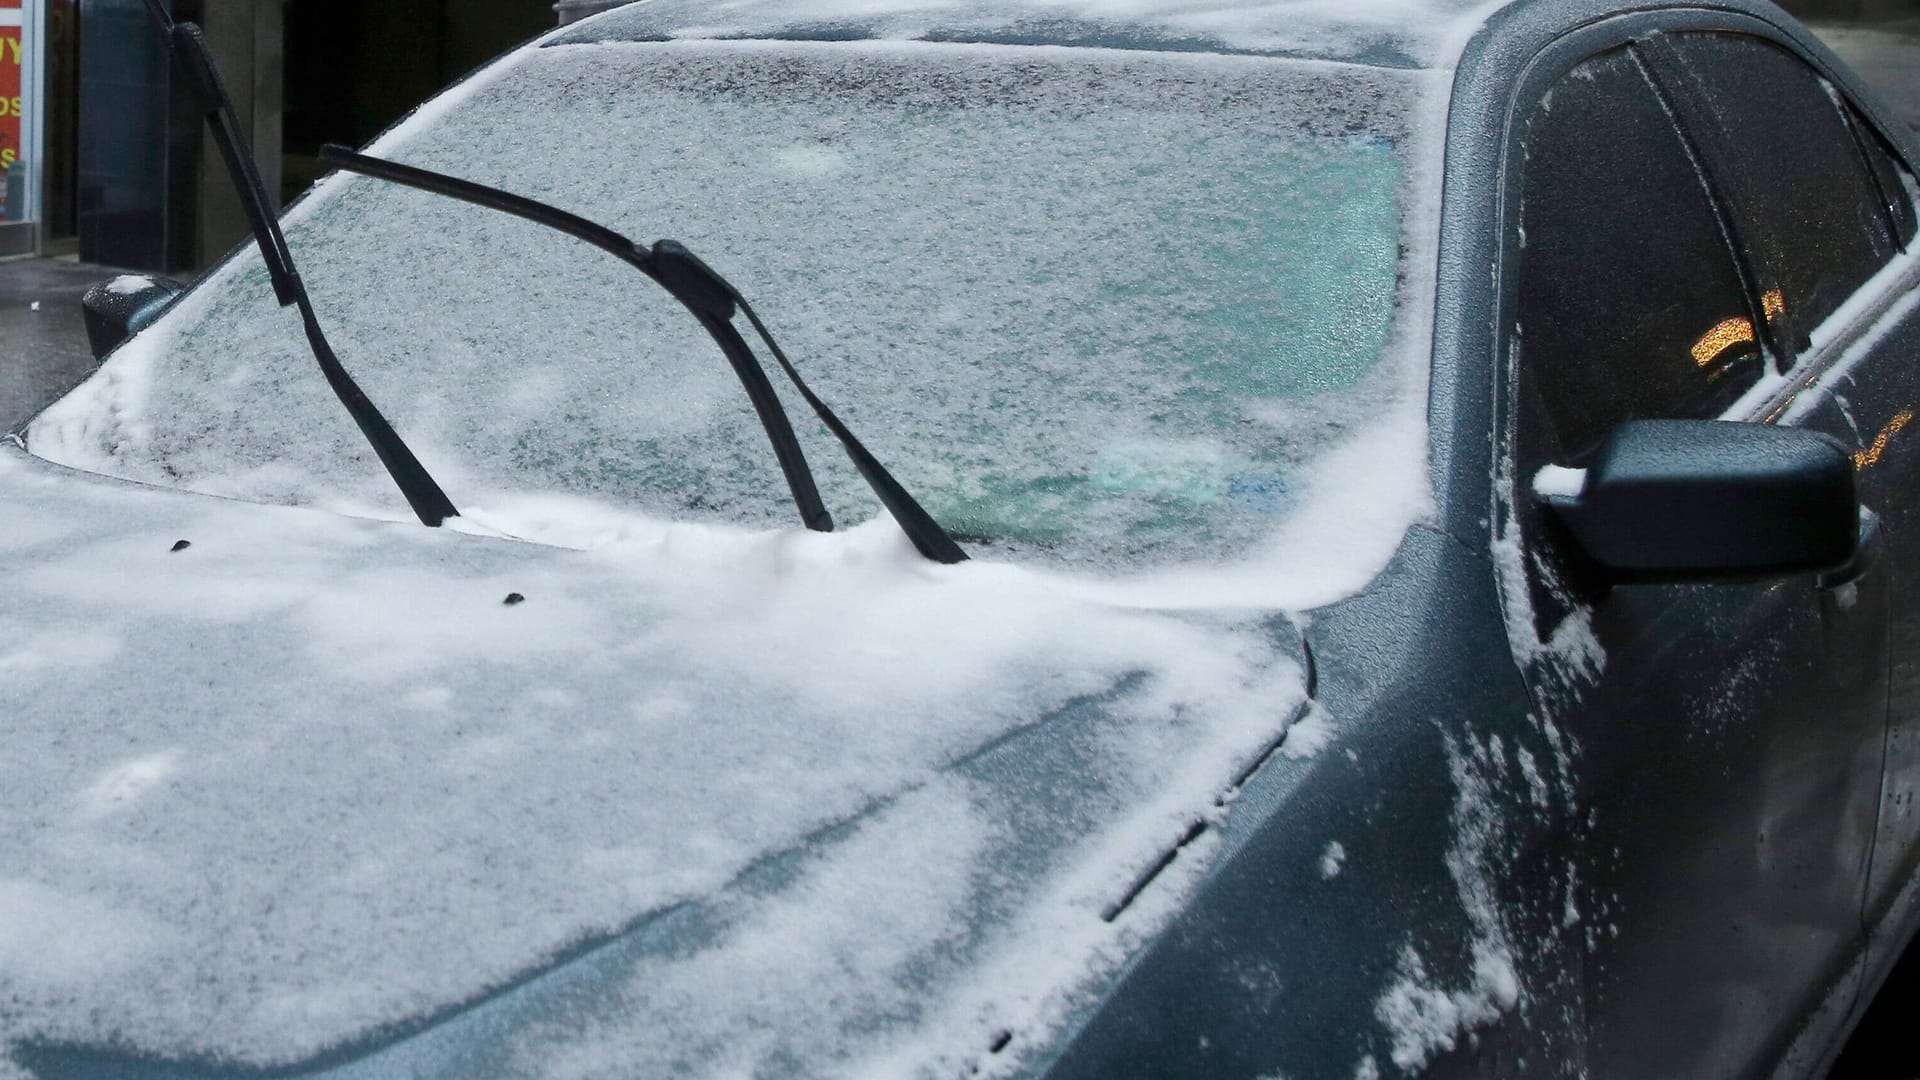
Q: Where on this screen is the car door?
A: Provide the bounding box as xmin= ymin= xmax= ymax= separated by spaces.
xmin=1649 ymin=27 xmax=1920 ymax=950
xmin=1495 ymin=36 xmax=1893 ymax=1077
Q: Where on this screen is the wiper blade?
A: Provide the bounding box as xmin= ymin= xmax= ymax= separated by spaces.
xmin=320 ymin=145 xmax=970 ymax=565
xmin=314 ymin=146 xmax=828 ymax=534
xmin=139 ymin=0 xmax=458 ymax=527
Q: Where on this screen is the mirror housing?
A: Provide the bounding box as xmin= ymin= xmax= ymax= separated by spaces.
xmin=1541 ymin=419 xmax=1859 ymax=583
xmin=81 ymin=274 xmax=184 ymax=361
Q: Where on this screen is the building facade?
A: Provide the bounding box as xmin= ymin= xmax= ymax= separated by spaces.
xmin=5 ymin=0 xmax=549 ymax=269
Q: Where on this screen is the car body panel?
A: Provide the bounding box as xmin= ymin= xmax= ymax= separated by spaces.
xmin=1037 ymin=525 xmax=1565 ymax=1078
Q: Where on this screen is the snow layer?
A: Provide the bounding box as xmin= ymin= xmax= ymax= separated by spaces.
xmin=1319 ymin=839 xmax=1346 ymax=878
xmin=104 ymin=275 xmax=155 ymax=298
xmin=1782 ymin=245 xmax=1920 ymax=424
xmin=1372 ymin=732 xmax=1522 ymax=1071
xmin=0 ymin=446 xmax=1309 ymax=1073
xmin=1529 ymin=464 xmax=1583 ymax=499
xmin=556 ymin=0 xmax=1506 ymax=68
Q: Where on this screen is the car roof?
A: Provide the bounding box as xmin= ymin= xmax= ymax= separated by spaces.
xmin=547 ymin=0 xmax=1518 ymax=69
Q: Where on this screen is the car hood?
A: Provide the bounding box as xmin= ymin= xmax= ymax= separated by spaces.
xmin=0 ymin=446 xmax=1316 ymax=1078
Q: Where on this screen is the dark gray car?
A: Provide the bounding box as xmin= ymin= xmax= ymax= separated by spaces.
xmin=4 ymin=0 xmax=1918 ymax=1076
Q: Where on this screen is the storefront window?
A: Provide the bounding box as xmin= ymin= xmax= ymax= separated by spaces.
xmin=1 ymin=0 xmax=25 ymax=223
xmin=0 ymin=0 xmax=38 ymax=254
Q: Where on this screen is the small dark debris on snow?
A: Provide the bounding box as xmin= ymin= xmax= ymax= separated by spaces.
xmin=170 ymin=540 xmax=191 ymax=552
xmin=989 ymin=1031 xmax=1013 ymax=1054
xmin=503 ymin=592 xmax=526 ymax=606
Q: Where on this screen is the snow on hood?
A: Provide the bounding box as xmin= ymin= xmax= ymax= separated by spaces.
xmin=554 ymin=0 xmax=1509 ymax=68
xmin=0 ymin=447 xmax=1316 ymax=1075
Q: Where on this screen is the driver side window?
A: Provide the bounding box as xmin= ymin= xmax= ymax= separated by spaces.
xmin=1510 ymin=45 xmax=1759 ymax=637
xmin=1514 ymin=45 xmax=1762 ymax=470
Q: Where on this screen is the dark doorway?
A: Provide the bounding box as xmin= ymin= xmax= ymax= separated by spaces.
xmin=281 ymin=0 xmax=553 ymax=203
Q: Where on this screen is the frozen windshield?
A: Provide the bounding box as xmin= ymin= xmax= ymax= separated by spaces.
xmin=31 ymin=40 xmax=1427 ymax=569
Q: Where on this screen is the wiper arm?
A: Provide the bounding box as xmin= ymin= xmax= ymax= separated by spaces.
xmin=319 ymin=145 xmax=969 ymax=565
xmin=312 ymin=147 xmax=829 ymax=534
xmin=139 ymin=0 xmax=458 ymax=527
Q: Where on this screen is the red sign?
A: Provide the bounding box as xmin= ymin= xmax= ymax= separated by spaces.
xmin=0 ymin=0 xmax=20 ymax=219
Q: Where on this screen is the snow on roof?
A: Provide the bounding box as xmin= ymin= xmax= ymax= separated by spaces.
xmin=554 ymin=0 xmax=1513 ymax=68
xmin=0 ymin=446 xmax=1324 ymax=1074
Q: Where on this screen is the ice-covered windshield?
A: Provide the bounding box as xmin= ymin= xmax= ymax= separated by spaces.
xmin=31 ymin=39 xmax=1429 ymax=569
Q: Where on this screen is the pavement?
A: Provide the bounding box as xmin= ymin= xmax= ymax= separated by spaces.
xmin=1811 ymin=18 xmax=1920 ymax=133
xmin=0 ymin=255 xmax=125 ymax=435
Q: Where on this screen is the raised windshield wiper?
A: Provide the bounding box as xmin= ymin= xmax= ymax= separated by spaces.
xmin=318 ymin=147 xmax=829 ymax=535
xmin=139 ymin=0 xmax=458 ymax=527
xmin=319 ymin=145 xmax=970 ymax=565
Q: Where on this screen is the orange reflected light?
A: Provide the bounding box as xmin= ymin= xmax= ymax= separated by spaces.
xmin=1853 ymin=407 xmax=1913 ymax=470
xmin=1691 ymin=292 xmax=1788 ymax=370
xmin=1692 ymin=317 xmax=1756 ymax=367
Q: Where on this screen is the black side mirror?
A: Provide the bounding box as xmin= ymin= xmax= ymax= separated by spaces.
xmin=1541 ymin=419 xmax=1859 ymax=583
xmin=81 ymin=274 xmax=184 ymax=361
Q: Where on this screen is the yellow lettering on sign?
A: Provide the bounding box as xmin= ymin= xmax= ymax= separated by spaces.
xmin=4 ymin=38 xmax=19 ymax=66
xmin=0 ymin=149 xmax=13 ymax=169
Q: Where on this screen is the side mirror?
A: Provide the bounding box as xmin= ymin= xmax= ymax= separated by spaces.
xmin=1541 ymin=419 xmax=1858 ymax=583
xmin=81 ymin=274 xmax=184 ymax=361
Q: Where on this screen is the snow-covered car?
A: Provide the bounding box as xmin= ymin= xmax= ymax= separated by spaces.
xmin=4 ymin=0 xmax=1919 ymax=1076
